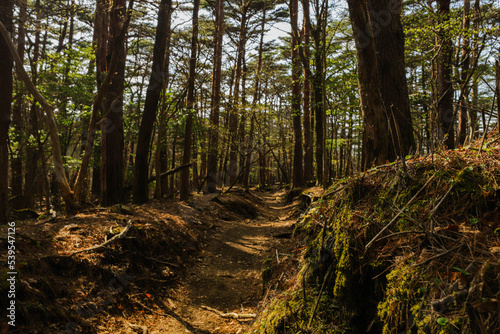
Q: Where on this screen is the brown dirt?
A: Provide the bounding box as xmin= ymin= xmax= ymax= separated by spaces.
xmin=103 ymin=190 xmax=299 ymax=334
xmin=0 ymin=188 xmax=305 ymax=334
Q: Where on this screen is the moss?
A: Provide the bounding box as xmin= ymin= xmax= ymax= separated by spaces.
xmin=333 ymin=241 xmax=352 ymax=303
xmin=378 ymin=263 xmax=421 ymax=334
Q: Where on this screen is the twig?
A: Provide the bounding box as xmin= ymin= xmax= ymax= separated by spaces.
xmin=201 ymin=305 xmax=256 ymax=319
xmin=365 ymin=175 xmax=436 ymax=251
xmin=429 ymin=184 xmax=455 ymax=218
xmin=377 ymin=230 xmax=427 ymax=242
xmin=412 ymin=244 xmax=462 ymax=268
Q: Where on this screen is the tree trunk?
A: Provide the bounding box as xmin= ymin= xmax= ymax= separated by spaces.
xmin=100 ymin=0 xmax=130 ymax=206
xmin=468 ymin=0 xmax=480 ymax=139
xmin=347 ymin=0 xmax=390 ymax=169
xmin=180 ymin=0 xmax=199 ymax=200
xmin=457 ymin=0 xmax=471 ymax=144
xmin=291 ymin=0 xmax=304 ymax=188
xmin=10 ymin=0 xmax=27 ymax=209
xmin=133 ymin=0 xmax=172 ymax=203
xmin=368 ymin=0 xmax=415 ymax=159
xmin=228 ymin=2 xmax=248 ymax=185
xmin=0 ymin=0 xmax=13 ymax=224
xmin=437 ymin=0 xmax=455 ymax=149
xmin=206 ymin=0 xmax=224 ymax=193
xmin=302 ymin=0 xmax=313 ymax=182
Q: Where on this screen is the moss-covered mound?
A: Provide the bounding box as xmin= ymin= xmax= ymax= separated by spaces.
xmin=256 ymin=141 xmax=500 ymax=333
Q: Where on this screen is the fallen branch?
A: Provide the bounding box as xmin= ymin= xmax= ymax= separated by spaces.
xmin=365 ymin=174 xmax=436 ymax=251
xmin=201 ymin=305 xmax=256 ymax=319
xmin=49 ymin=220 xmax=133 ymax=258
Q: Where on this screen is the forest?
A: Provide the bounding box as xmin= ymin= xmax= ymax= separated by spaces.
xmin=0 ymin=0 xmax=500 ymax=333
xmin=0 ymin=0 xmax=498 ymax=217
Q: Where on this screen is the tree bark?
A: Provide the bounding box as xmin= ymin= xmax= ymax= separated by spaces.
xmin=302 ymin=0 xmax=313 ymax=182
xmin=100 ymin=0 xmax=128 ymax=206
xmin=347 ymin=0 xmax=390 ymax=169
xmin=206 ymin=0 xmax=224 ymax=193
xmin=437 ymin=0 xmax=455 ymax=149
xmin=457 ymin=0 xmax=471 ymax=145
xmin=368 ymin=0 xmax=415 ymax=159
xmin=180 ymin=0 xmax=200 ymax=200
xmin=0 ymin=0 xmax=13 ymax=224
xmin=291 ymin=0 xmax=304 ymax=188
xmin=133 ymin=0 xmax=172 ymax=203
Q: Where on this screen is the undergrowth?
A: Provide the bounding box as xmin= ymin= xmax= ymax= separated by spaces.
xmin=255 ymin=137 xmax=500 ymax=334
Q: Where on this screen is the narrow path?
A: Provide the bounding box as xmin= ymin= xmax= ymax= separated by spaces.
xmin=157 ymin=190 xmax=296 ymax=334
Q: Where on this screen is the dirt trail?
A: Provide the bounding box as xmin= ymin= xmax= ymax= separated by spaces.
xmin=143 ymin=190 xmax=297 ymax=334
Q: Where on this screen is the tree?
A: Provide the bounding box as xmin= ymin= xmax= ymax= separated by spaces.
xmin=302 ymin=0 xmax=313 ymax=182
xmin=10 ymin=0 xmax=27 ymax=209
xmin=368 ymin=0 xmax=415 ymax=160
xmin=0 ymin=0 xmax=13 ymax=224
xmin=206 ymin=0 xmax=225 ymax=193
xmin=133 ymin=0 xmax=173 ymax=203
xmin=347 ymin=0 xmax=390 ymax=169
xmin=457 ymin=0 xmax=471 ymax=145
xmin=291 ymin=0 xmax=304 ymax=188
xmin=180 ymin=0 xmax=200 ymax=200
xmin=101 ymin=0 xmax=128 ymax=205
xmin=437 ymin=0 xmax=454 ymax=149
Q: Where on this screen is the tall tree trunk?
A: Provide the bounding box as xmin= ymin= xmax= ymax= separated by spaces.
xmin=180 ymin=0 xmax=200 ymax=200
xmin=457 ymin=0 xmax=471 ymax=145
xmin=100 ymin=0 xmax=130 ymax=206
xmin=468 ymin=0 xmax=480 ymax=139
xmin=347 ymin=0 xmax=390 ymax=169
xmin=291 ymin=0 xmax=304 ymax=188
xmin=10 ymin=0 xmax=27 ymax=209
xmin=206 ymin=0 xmax=224 ymax=193
xmin=243 ymin=4 xmax=267 ymax=188
xmin=368 ymin=0 xmax=415 ymax=159
xmin=437 ymin=0 xmax=455 ymax=149
xmin=133 ymin=0 xmax=172 ymax=203
xmin=91 ymin=0 xmax=109 ymax=199
xmin=228 ymin=2 xmax=248 ymax=185
xmin=0 ymin=0 xmax=13 ymax=224
xmin=302 ymin=0 xmax=313 ymax=182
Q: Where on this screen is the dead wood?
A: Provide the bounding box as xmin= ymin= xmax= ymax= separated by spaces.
xmin=201 ymin=305 xmax=256 ymax=319
xmin=46 ymin=220 xmax=132 ymax=258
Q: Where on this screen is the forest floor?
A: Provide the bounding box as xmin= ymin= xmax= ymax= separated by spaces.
xmin=0 ymin=187 xmax=313 ymax=334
